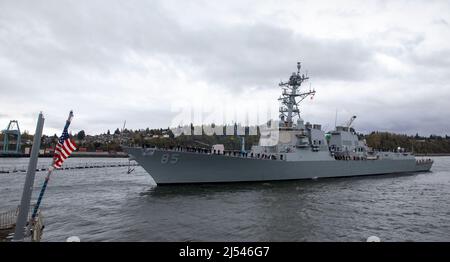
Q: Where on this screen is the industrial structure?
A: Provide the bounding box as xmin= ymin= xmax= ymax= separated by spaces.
xmin=2 ymin=120 xmax=21 ymax=154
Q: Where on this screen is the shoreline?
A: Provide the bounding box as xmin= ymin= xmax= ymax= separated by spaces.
xmin=0 ymin=152 xmax=129 ymax=158
xmin=1 ymin=152 xmax=449 ymax=158
xmin=415 ymin=153 xmax=450 ymax=157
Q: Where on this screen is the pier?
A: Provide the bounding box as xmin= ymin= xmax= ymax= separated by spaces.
xmin=0 ymin=161 xmax=138 ymax=174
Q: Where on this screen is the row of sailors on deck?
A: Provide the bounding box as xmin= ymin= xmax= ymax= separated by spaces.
xmin=150 ymin=145 xmax=282 ymax=160
xmin=416 ymin=159 xmax=433 ymax=164
xmin=334 ymin=155 xmax=370 ymax=161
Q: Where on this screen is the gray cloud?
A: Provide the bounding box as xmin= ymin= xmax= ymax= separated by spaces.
xmin=433 ymin=18 xmax=449 ymax=27
xmin=0 ymin=0 xmax=449 ymax=136
xmin=0 ymin=1 xmax=377 ymax=87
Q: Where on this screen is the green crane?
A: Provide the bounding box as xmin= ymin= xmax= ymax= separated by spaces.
xmin=2 ymin=120 xmax=21 ymax=153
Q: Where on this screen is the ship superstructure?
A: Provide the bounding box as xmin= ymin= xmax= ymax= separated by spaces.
xmin=124 ymin=62 xmax=433 ymax=185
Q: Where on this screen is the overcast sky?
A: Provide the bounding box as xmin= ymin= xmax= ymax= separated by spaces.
xmin=1 ymin=0 xmax=449 ymax=136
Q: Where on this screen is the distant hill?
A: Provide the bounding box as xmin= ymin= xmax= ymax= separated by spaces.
xmin=364 ymin=131 xmax=450 ymax=154
xmin=2 ymin=126 xmax=450 ymax=154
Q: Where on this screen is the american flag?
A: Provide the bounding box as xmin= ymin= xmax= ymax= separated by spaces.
xmin=53 ymin=111 xmax=77 ymax=169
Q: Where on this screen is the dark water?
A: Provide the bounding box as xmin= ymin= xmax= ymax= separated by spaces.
xmin=1 ymin=157 xmax=449 ymax=242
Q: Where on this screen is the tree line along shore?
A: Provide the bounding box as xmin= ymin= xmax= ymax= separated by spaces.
xmin=2 ymin=126 xmax=450 ymax=156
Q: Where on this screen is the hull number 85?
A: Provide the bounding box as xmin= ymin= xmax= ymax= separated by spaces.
xmin=161 ymin=153 xmax=179 ymax=164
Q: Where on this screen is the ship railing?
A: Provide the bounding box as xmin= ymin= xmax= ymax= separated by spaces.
xmin=333 ymin=155 xmax=370 ymax=161
xmin=0 ymin=208 xmax=18 ymax=231
xmin=416 ymin=158 xmax=433 ymax=165
xmin=159 ymin=146 xmax=284 ymax=161
xmin=0 ymin=205 xmax=44 ymax=242
xmin=0 ymin=205 xmax=41 ymax=230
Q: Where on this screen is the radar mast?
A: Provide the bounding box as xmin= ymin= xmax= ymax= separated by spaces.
xmin=278 ymin=62 xmax=315 ymax=128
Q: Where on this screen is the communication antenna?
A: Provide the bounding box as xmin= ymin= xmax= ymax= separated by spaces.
xmin=334 ymin=109 xmax=338 ymax=129
xmin=119 ymin=120 xmax=127 ymax=146
xmin=278 ymin=61 xmax=314 ymax=127
xmin=121 ymin=120 xmax=126 ymax=133
xmin=345 ymin=115 xmax=357 ymax=128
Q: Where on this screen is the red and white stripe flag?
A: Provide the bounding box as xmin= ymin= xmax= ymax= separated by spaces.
xmin=53 ymin=139 xmax=77 ymax=169
xmin=52 ymin=111 xmax=77 ymax=169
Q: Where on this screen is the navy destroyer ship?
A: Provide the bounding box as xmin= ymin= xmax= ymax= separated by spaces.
xmin=124 ymin=62 xmax=433 ymax=185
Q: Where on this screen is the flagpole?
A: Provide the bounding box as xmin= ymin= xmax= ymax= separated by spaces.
xmin=30 ymin=111 xmax=74 ymax=228
xmin=30 ymin=168 xmax=53 ymax=221
xmin=13 ymin=112 xmax=45 ymax=241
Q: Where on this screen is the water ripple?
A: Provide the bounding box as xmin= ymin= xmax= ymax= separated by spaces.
xmin=0 ymin=157 xmax=449 ymax=241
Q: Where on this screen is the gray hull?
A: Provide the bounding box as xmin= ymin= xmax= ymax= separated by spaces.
xmin=125 ymin=147 xmax=432 ymax=185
